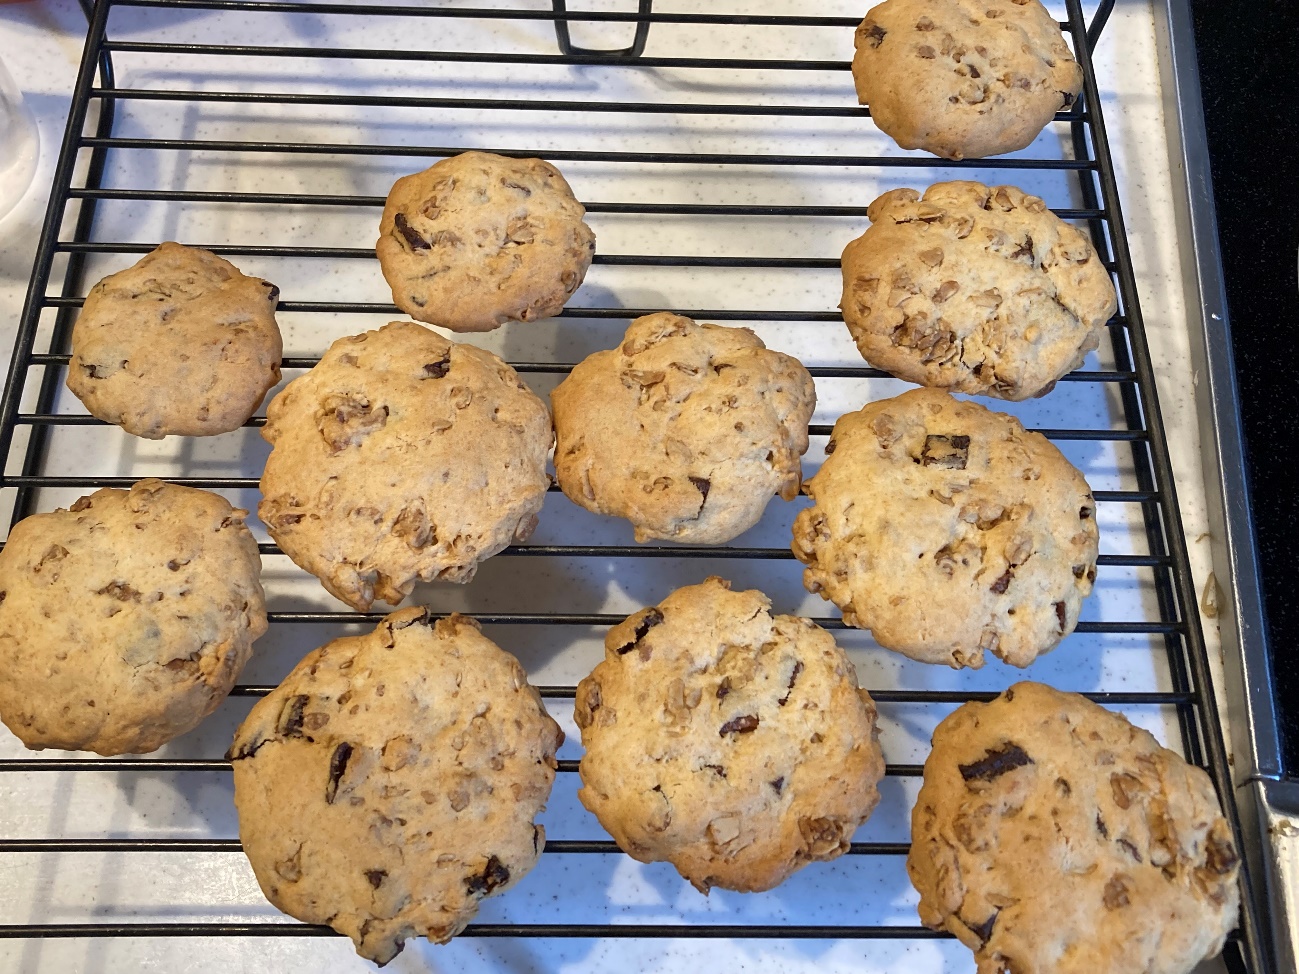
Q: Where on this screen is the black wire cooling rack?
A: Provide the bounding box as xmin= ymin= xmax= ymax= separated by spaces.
xmin=0 ymin=1 xmax=1271 ymax=971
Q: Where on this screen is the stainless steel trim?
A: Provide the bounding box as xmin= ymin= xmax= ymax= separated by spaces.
xmin=1153 ymin=0 xmax=1279 ymax=783
xmin=1155 ymin=2 xmax=1285 ymax=970
xmin=1253 ymin=779 xmax=1299 ymax=973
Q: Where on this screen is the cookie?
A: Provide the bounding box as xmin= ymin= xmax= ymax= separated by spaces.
xmin=852 ymin=0 xmax=1083 ymax=160
xmin=376 ymin=151 xmax=595 ymax=332
xmin=230 ymin=608 xmax=563 ymax=965
xmin=791 ymin=388 xmax=1097 ymax=668
xmin=841 ymin=182 xmax=1116 ymax=400
xmin=908 ymin=681 xmax=1241 ymax=974
xmin=0 ymin=479 xmax=266 ymax=755
xmin=259 ymin=321 xmax=552 ymax=611
xmin=574 ymin=577 xmax=885 ymax=893
xmin=552 ymin=313 xmax=816 ymax=544
xmin=66 ymin=242 xmax=282 ymax=438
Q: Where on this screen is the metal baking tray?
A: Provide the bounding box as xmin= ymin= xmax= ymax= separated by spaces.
xmin=0 ymin=0 xmax=1270 ymax=970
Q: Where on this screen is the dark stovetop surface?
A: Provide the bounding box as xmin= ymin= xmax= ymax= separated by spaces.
xmin=1190 ymin=0 xmax=1299 ymax=772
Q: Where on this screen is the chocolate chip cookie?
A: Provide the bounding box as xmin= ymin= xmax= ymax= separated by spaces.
xmin=908 ymin=681 xmax=1240 ymax=974
xmin=66 ymin=242 xmax=282 ymax=438
xmin=841 ymin=182 xmax=1116 ymax=400
xmin=852 ymin=0 xmax=1084 ymax=160
xmin=259 ymin=321 xmax=552 ymax=610
xmin=574 ymin=577 xmax=885 ymax=893
xmin=552 ymin=313 xmax=816 ymax=544
xmin=377 ymin=151 xmax=595 ymax=332
xmin=0 ymin=479 xmax=266 ymax=755
xmin=791 ymin=388 xmax=1098 ymax=668
xmin=230 ymin=609 xmax=563 ymax=965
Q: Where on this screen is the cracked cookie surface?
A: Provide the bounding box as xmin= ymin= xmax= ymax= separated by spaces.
xmin=66 ymin=242 xmax=282 ymax=438
xmin=791 ymin=388 xmax=1097 ymax=668
xmin=852 ymin=0 xmax=1083 ymax=160
xmin=841 ymin=182 xmax=1116 ymax=400
xmin=908 ymin=681 xmax=1240 ymax=974
xmin=574 ymin=577 xmax=884 ymax=893
xmin=259 ymin=321 xmax=552 ymax=610
xmin=0 ymin=478 xmax=266 ymax=754
xmin=230 ymin=608 xmax=563 ymax=965
xmin=552 ymin=313 xmax=816 ymax=544
xmin=377 ymin=151 xmax=595 ymax=332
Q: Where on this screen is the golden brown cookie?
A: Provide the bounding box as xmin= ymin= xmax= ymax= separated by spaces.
xmin=908 ymin=682 xmax=1240 ymax=974
xmin=552 ymin=313 xmax=816 ymax=544
xmin=230 ymin=609 xmax=563 ymax=965
xmin=259 ymin=321 xmax=552 ymax=610
xmin=66 ymin=242 xmax=282 ymax=438
xmin=376 ymin=151 xmax=595 ymax=332
xmin=841 ymin=182 xmax=1117 ymax=400
xmin=852 ymin=0 xmax=1083 ymax=160
xmin=791 ymin=389 xmax=1097 ymax=668
xmin=0 ymin=479 xmax=266 ymax=754
xmin=574 ymin=577 xmax=885 ymax=893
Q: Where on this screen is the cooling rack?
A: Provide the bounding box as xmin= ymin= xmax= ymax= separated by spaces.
xmin=0 ymin=1 xmax=1269 ymax=971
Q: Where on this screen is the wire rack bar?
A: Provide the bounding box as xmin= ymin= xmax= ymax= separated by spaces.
xmin=62 ymin=188 xmax=1108 ymax=221
xmin=104 ymin=2 xmax=870 ymax=27
xmin=253 ymin=617 xmax=1185 ymax=635
xmin=53 ymin=243 xmax=848 ymax=266
xmin=0 ymin=481 xmax=1159 ymax=498
xmin=0 ymin=530 xmax=1167 ymax=568
xmin=85 ymin=85 xmax=1088 ymax=125
xmin=1 ymin=419 xmax=1148 ymax=442
xmin=101 ymin=40 xmax=855 ymax=71
xmin=23 ymin=352 xmax=1135 ymax=381
xmin=35 ymin=299 xmax=850 ymax=320
xmin=0 ymin=922 xmax=949 ymax=940
xmin=91 ymin=86 xmax=890 ymax=117
xmin=30 ymin=298 xmax=1128 ymax=332
xmin=46 ymin=243 xmax=1120 ymax=278
xmin=0 ymin=838 xmax=917 ymax=855
xmin=223 ymin=686 xmax=1196 ymax=704
xmin=34 ymin=299 xmax=1129 ymax=328
xmin=77 ymin=137 xmax=1100 ymax=169
xmin=0 ymin=759 xmax=933 ymax=775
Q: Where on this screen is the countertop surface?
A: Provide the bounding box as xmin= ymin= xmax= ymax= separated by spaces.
xmin=0 ymin=2 xmax=1241 ymax=972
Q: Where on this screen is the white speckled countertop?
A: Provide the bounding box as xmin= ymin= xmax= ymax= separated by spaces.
xmin=0 ymin=1 xmax=1239 ymax=971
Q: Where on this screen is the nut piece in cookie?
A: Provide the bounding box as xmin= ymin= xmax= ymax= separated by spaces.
xmin=552 ymin=313 xmax=816 ymax=544
xmin=258 ymin=321 xmax=553 ymax=610
xmin=0 ymin=478 xmax=267 ymax=755
xmin=230 ymin=608 xmax=563 ymax=965
xmin=376 ymin=151 xmax=596 ymax=332
xmin=66 ymin=242 xmax=283 ymax=438
xmin=792 ymin=388 xmax=1097 ymax=668
xmin=852 ymin=0 xmax=1084 ymax=160
xmin=908 ymin=682 xmax=1240 ymax=974
xmin=574 ymin=577 xmax=885 ymax=893
xmin=841 ymin=182 xmax=1116 ymax=400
